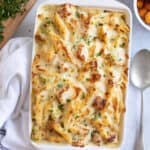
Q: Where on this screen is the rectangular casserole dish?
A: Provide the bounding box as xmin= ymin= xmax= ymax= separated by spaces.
xmin=29 ymin=0 xmax=132 ymax=149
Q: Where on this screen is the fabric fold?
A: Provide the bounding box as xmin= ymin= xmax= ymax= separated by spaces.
xmin=0 ymin=38 xmax=34 ymax=150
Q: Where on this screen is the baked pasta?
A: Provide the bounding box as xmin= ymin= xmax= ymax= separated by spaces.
xmin=31 ymin=3 xmax=130 ymax=147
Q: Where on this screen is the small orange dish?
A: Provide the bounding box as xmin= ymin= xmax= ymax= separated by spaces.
xmin=134 ymin=0 xmax=150 ymax=30
xmin=137 ymin=0 xmax=150 ymax=25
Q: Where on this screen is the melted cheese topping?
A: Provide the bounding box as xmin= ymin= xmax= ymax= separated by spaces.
xmin=31 ymin=3 xmax=129 ymax=147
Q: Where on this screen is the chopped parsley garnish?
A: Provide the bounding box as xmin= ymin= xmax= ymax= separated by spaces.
xmin=71 ymin=44 xmax=76 ymax=50
xmin=120 ymin=42 xmax=126 ymax=47
xmin=95 ymin=22 xmax=103 ymax=27
xmin=66 ymin=99 xmax=71 ymax=103
xmin=75 ymin=10 xmax=80 ymax=18
xmin=57 ymin=65 xmax=61 ymax=70
xmin=58 ymin=104 xmax=64 ymax=111
xmin=39 ymin=76 xmax=47 ymax=84
xmin=104 ymin=10 xmax=108 ymax=13
xmin=83 ymin=120 xmax=88 ymax=126
xmin=86 ymin=35 xmax=94 ymax=46
xmin=81 ymin=93 xmax=85 ymax=99
xmin=74 ymin=114 xmax=80 ymax=119
xmin=92 ymin=112 xmax=101 ymax=121
xmin=47 ymin=20 xmax=53 ymax=25
xmin=119 ymin=58 xmax=122 ymax=61
xmin=57 ymin=83 xmax=63 ymax=89
xmin=0 ymin=0 xmax=29 ymax=42
xmin=86 ymin=78 xmax=90 ymax=81
xmin=49 ymin=109 xmax=53 ymax=113
xmin=60 ymin=122 xmax=64 ymax=128
xmin=96 ymin=52 xmax=101 ymax=57
xmin=87 ymin=39 xmax=91 ymax=45
xmin=84 ymin=122 xmax=88 ymax=126
xmin=101 ymin=64 xmax=105 ymax=67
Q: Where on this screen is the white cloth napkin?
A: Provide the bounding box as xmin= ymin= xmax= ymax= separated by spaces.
xmin=0 ymin=37 xmax=35 ymax=150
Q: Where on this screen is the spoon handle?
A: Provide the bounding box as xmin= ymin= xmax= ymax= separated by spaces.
xmin=137 ymin=91 xmax=144 ymax=150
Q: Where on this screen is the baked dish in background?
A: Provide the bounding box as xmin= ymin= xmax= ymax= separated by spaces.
xmin=137 ymin=0 xmax=150 ymax=25
xmin=31 ymin=3 xmax=130 ymax=147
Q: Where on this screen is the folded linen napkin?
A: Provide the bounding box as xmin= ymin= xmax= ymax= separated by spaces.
xmin=0 ymin=38 xmax=34 ymax=150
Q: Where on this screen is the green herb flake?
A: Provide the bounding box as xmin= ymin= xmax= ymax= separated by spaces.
xmin=66 ymin=99 xmax=71 ymax=103
xmin=57 ymin=65 xmax=61 ymax=70
xmin=60 ymin=122 xmax=64 ymax=128
xmin=71 ymin=44 xmax=76 ymax=50
xmin=101 ymin=63 xmax=105 ymax=68
xmin=74 ymin=114 xmax=80 ymax=119
xmin=57 ymin=83 xmax=63 ymax=89
xmin=0 ymin=0 xmax=29 ymax=43
xmin=96 ymin=52 xmax=101 ymax=57
xmin=86 ymin=78 xmax=90 ymax=81
xmin=83 ymin=120 xmax=88 ymax=126
xmin=76 ymin=11 xmax=80 ymax=18
xmin=84 ymin=122 xmax=88 ymax=126
xmin=58 ymin=104 xmax=64 ymax=111
xmin=49 ymin=109 xmax=53 ymax=113
xmin=92 ymin=112 xmax=101 ymax=121
xmin=104 ymin=10 xmax=108 ymax=13
xmin=81 ymin=93 xmax=85 ymax=99
xmin=39 ymin=76 xmax=48 ymax=84
xmin=95 ymin=23 xmax=103 ymax=27
xmin=120 ymin=42 xmax=126 ymax=47
xmin=87 ymin=40 xmax=91 ymax=45
xmin=119 ymin=58 xmax=122 ymax=61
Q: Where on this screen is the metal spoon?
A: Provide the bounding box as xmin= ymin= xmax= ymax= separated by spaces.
xmin=131 ymin=49 xmax=150 ymax=150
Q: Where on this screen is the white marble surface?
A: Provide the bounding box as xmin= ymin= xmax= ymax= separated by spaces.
xmin=14 ymin=0 xmax=150 ymax=149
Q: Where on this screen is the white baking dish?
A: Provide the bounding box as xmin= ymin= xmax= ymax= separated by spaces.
xmin=29 ymin=0 xmax=132 ymax=149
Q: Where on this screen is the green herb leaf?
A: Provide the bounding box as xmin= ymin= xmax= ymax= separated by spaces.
xmin=71 ymin=44 xmax=76 ymax=50
xmin=66 ymin=99 xmax=71 ymax=103
xmin=39 ymin=76 xmax=48 ymax=84
xmin=58 ymin=104 xmax=64 ymax=111
xmin=74 ymin=114 xmax=80 ymax=119
xmin=92 ymin=112 xmax=101 ymax=121
xmin=60 ymin=122 xmax=64 ymax=128
xmin=49 ymin=109 xmax=53 ymax=113
xmin=76 ymin=11 xmax=80 ymax=18
xmin=120 ymin=42 xmax=126 ymax=47
xmin=96 ymin=52 xmax=101 ymax=57
xmin=104 ymin=10 xmax=108 ymax=13
xmin=57 ymin=83 xmax=63 ymax=89
xmin=47 ymin=20 xmax=53 ymax=25
xmin=0 ymin=0 xmax=29 ymax=43
xmin=95 ymin=23 xmax=103 ymax=27
xmin=81 ymin=93 xmax=85 ymax=99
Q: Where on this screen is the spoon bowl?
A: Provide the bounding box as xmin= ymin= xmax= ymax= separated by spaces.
xmin=131 ymin=49 xmax=150 ymax=90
